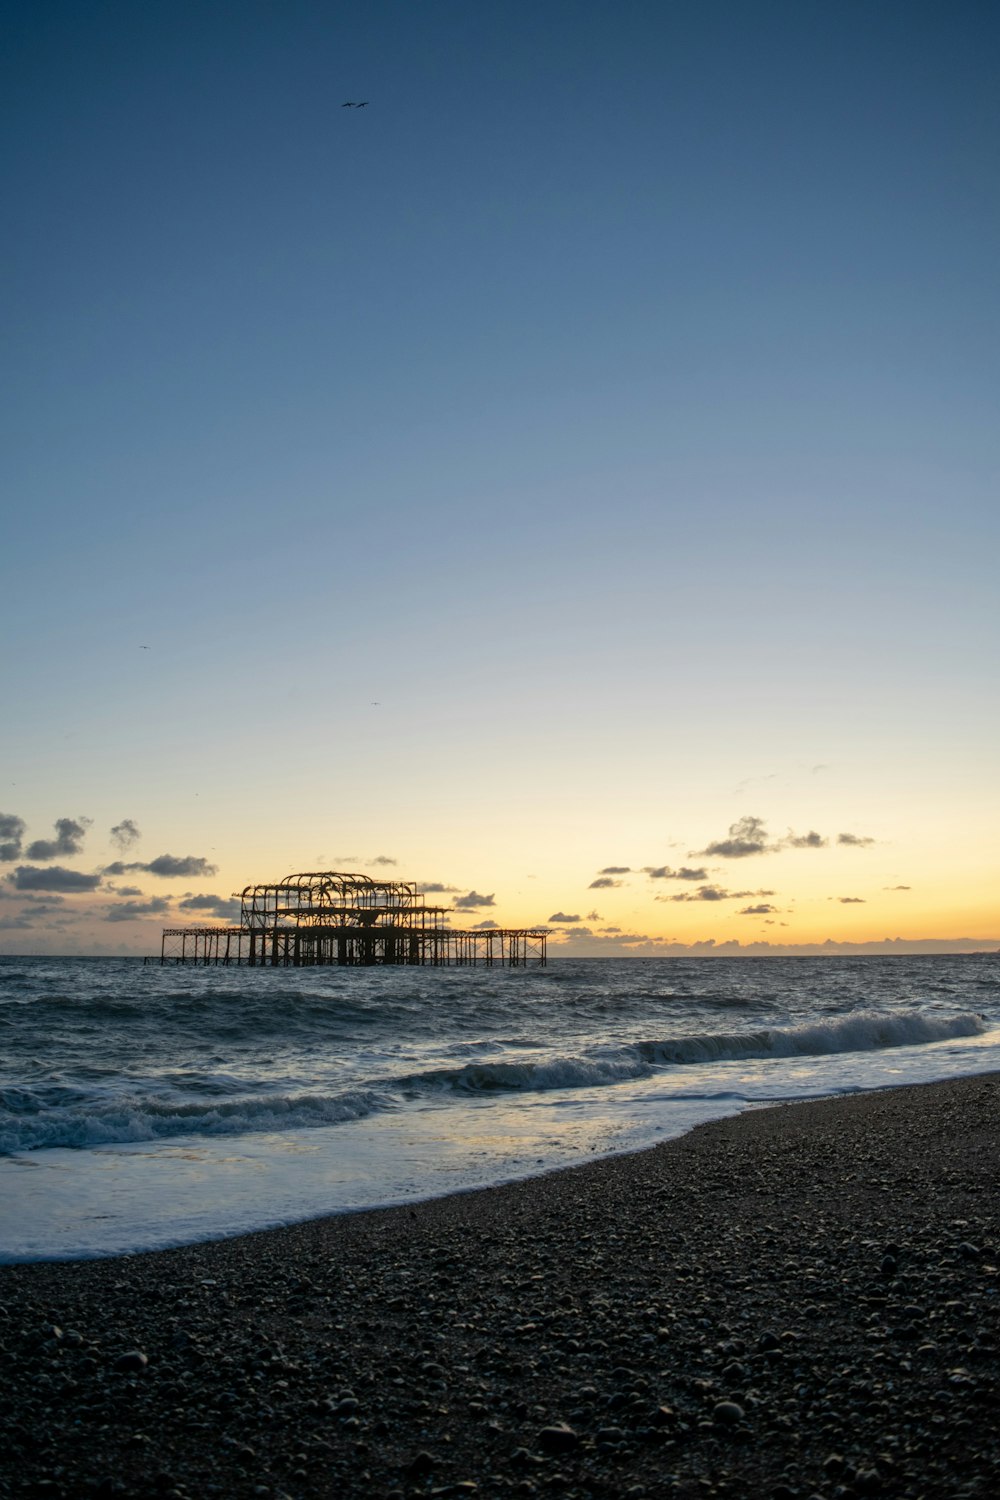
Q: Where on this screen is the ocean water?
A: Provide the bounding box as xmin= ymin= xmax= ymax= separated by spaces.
xmin=1 ymin=952 xmax=998 ymax=1262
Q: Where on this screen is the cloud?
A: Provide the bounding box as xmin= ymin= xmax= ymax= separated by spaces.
xmin=11 ymin=864 xmax=102 ymax=892
xmin=670 ymin=885 xmax=730 ymax=903
xmin=833 ymin=896 xmax=866 ymax=904
xmin=700 ymin=815 xmax=772 ymax=859
xmin=785 ymin=830 xmax=827 ymax=849
xmin=549 ymin=931 xmax=1000 ymax=957
xmin=661 ymin=885 xmax=775 ymax=904
xmin=0 ymin=813 xmax=26 ymax=862
xmin=453 ymin=890 xmax=495 ymax=909
xmin=598 ymin=866 xmax=632 ymax=875
xmin=642 ymin=865 xmax=709 ymax=881
xmin=108 ymin=884 xmax=144 ymax=897
xmin=0 ymin=914 xmax=36 ymax=930
xmin=177 ymin=893 xmax=243 ymax=921
xmin=110 ymin=818 xmax=141 ymax=851
xmin=418 ymin=882 xmax=460 ymax=894
xmin=472 ymin=919 xmax=499 ymax=930
xmin=551 ymin=926 xmax=672 ymax=953
xmin=838 ymin=833 xmax=876 ymax=847
xmin=0 ymin=892 xmax=70 ymax=929
xmin=103 ymin=854 xmax=218 ymax=878
xmin=884 ymin=884 xmax=911 ymax=891
xmin=740 ymin=903 xmax=779 ymax=915
xmin=25 ymin=817 xmax=91 ymax=861
xmin=368 ymin=855 xmax=397 ymax=866
xmin=589 ymin=876 xmax=621 ymax=889
xmin=145 ymin=854 xmax=218 ymax=878
xmin=586 ymin=910 xmax=602 ymax=921
xmin=548 ymin=912 xmax=581 ymax=923
xmin=105 ymin=897 xmax=170 ymax=922
xmin=733 ymin=772 xmax=779 ymax=794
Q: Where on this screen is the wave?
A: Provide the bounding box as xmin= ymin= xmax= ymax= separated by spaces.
xmin=404 ymin=1055 xmax=645 ymax=1093
xmin=0 ymin=1088 xmax=391 ymax=1154
xmin=395 ymin=1009 xmax=987 ymax=1093
xmin=638 ymin=1008 xmax=986 ymax=1064
xmin=1 ymin=1009 xmax=986 ymax=1153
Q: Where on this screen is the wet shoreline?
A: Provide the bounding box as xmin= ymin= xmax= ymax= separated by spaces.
xmin=2 ymin=1074 xmax=999 ymax=1498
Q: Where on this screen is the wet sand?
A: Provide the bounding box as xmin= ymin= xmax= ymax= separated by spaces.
xmin=2 ymin=1074 xmax=999 ymax=1499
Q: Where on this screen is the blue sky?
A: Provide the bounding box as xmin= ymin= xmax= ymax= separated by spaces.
xmin=2 ymin=0 xmax=997 ymax=953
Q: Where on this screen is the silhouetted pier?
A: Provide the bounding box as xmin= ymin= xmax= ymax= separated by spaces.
xmin=160 ymin=871 xmax=547 ymax=967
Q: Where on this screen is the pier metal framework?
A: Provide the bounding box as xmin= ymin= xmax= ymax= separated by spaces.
xmin=160 ymin=871 xmax=547 ymax=968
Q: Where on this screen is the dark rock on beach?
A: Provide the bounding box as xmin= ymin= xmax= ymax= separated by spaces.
xmin=2 ymin=1074 xmax=1000 ymax=1499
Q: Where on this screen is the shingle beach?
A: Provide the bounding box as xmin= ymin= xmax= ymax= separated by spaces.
xmin=2 ymin=1074 xmax=998 ymax=1500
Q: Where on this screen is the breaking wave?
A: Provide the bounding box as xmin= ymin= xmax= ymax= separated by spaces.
xmin=400 ymin=1009 xmax=985 ymax=1093
xmin=2 ymin=1008 xmax=985 ymax=1153
xmin=0 ymin=1088 xmax=392 ymax=1154
xmin=637 ymin=1008 xmax=986 ymax=1064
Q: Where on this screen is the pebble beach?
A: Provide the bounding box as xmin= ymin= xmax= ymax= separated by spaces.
xmin=2 ymin=1073 xmax=999 ymax=1500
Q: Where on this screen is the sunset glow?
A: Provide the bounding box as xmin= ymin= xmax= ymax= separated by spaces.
xmin=2 ymin=0 xmax=997 ymax=957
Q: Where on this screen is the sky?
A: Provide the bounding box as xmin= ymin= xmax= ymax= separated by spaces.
xmin=1 ymin=0 xmax=997 ymax=956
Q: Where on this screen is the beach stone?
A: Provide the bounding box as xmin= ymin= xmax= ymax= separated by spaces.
xmin=713 ymin=1401 xmax=744 ymax=1425
xmin=7 ymin=1073 xmax=1000 ymax=1500
xmin=538 ymin=1423 xmax=580 ymax=1453
xmin=113 ymin=1350 xmax=148 ymax=1374
xmin=596 ymin=1425 xmax=625 ymax=1444
xmin=407 ymin=1451 xmax=435 ymax=1477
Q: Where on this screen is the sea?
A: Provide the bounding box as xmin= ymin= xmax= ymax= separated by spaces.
xmin=2 ymin=952 xmax=998 ymax=1263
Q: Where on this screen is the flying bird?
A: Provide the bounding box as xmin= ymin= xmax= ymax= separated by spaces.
xmin=356 ymin=101 xmax=369 ymax=107
xmin=342 ymin=101 xmax=356 ymax=107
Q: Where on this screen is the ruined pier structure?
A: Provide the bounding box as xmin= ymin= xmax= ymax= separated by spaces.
xmin=160 ymin=871 xmax=547 ymax=967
